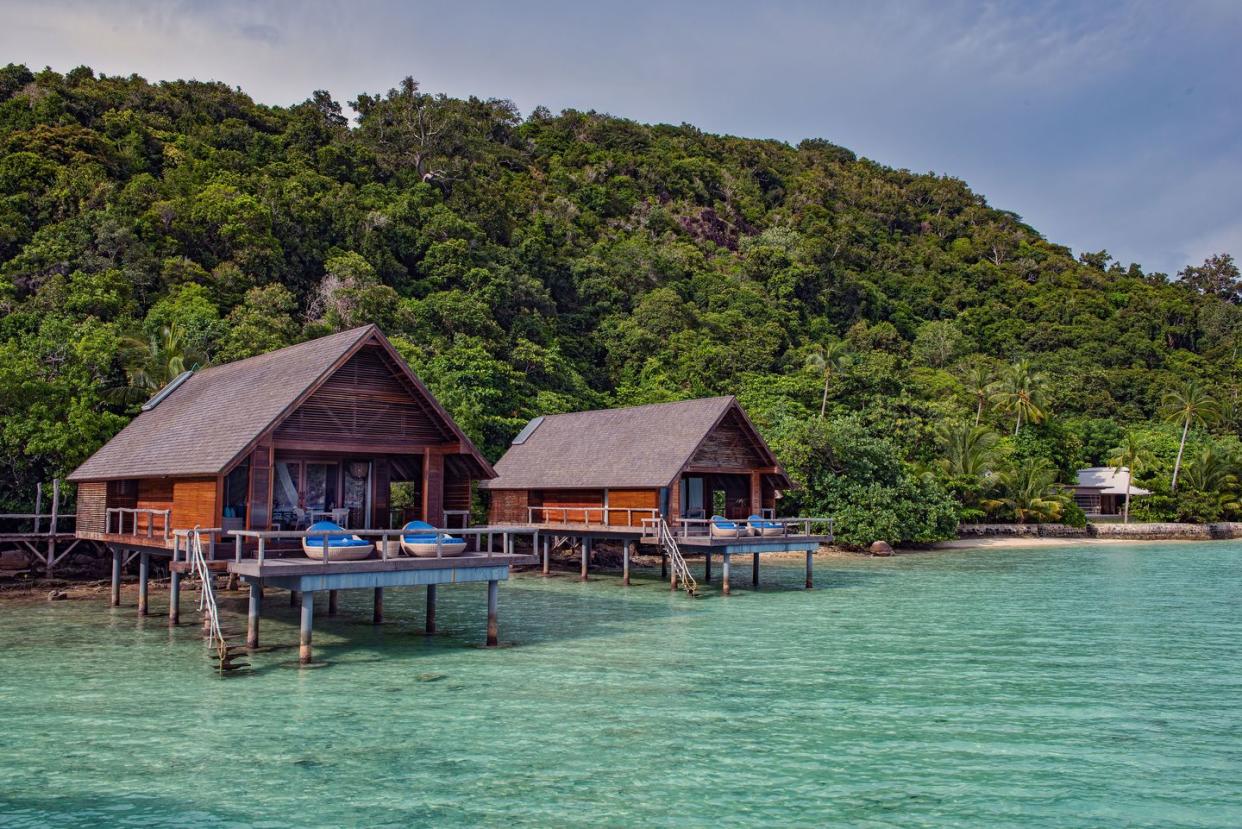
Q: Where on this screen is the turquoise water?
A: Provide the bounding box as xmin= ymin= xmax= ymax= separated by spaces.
xmin=1 ymin=543 xmax=1240 ymax=828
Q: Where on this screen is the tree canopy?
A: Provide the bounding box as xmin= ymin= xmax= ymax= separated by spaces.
xmin=2 ymin=65 xmax=1239 ymax=539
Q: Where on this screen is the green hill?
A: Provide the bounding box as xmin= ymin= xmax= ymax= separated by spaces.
xmin=2 ymin=65 xmax=1238 ymax=540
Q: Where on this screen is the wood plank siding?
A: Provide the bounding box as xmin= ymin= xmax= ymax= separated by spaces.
xmin=531 ymin=489 xmax=605 ymax=524
xmin=273 ymin=346 xmax=450 ymax=452
xmin=172 ymin=478 xmax=218 ymax=529
xmin=75 ymin=481 xmax=108 ymax=534
xmin=687 ymin=412 xmax=767 ymax=472
xmin=606 ymin=489 xmax=658 ymax=526
xmin=488 ymin=490 xmax=529 ymax=524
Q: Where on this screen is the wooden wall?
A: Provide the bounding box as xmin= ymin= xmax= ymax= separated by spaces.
xmin=274 ymin=346 xmax=450 ymax=450
xmin=689 ymin=413 xmax=766 ymax=470
xmin=247 ymin=443 xmax=271 ymax=530
xmin=488 ymin=489 xmax=528 ymax=524
xmin=606 ymin=489 xmax=658 ymax=526
xmin=530 ymin=489 xmax=605 ymax=523
xmin=444 ymin=457 xmax=472 ymax=513
xmin=136 ymin=478 xmax=174 ymax=534
xmin=75 ymin=481 xmax=107 ymax=533
xmin=172 ymin=478 xmax=218 ymax=529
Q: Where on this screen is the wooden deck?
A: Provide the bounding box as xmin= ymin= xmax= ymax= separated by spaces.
xmin=487 ymin=522 xmax=833 ymax=552
xmin=228 ymin=552 xmax=535 ymax=591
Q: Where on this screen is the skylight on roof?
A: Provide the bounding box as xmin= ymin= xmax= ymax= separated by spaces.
xmin=141 ymin=370 xmax=193 ymax=411
xmin=511 ymin=416 xmax=544 ymax=445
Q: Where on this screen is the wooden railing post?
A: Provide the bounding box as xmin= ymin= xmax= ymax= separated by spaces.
xmin=49 ymin=479 xmax=59 ymax=537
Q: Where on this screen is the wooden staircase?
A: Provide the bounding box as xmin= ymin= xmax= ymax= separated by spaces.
xmin=189 ymin=527 xmax=248 ymax=674
xmin=654 ymin=519 xmax=697 ymax=595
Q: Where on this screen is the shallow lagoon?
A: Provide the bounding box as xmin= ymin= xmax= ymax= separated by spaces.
xmin=2 ymin=543 xmax=1240 ymax=828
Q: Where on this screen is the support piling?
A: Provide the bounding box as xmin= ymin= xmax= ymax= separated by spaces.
xmin=247 ymin=581 xmax=261 ymax=649
xmin=486 ymin=579 xmax=499 ymax=647
xmin=704 ymin=552 xmax=712 ymax=583
xmin=580 ymin=537 xmax=590 ymax=581
xmin=137 ymin=552 xmax=149 ymax=616
xmin=373 ymin=587 xmax=383 ymax=624
xmin=753 ymin=552 xmax=760 ymax=588
xmin=722 ymin=553 xmax=732 ymax=596
xmin=299 ymin=591 xmax=314 ymax=665
xmin=328 ymin=589 xmax=339 ymax=616
xmin=169 ymin=570 xmax=181 ymax=626
xmin=623 ymin=542 xmax=632 ymax=586
xmin=541 ymin=536 xmax=549 ymax=576
xmin=805 ymin=549 xmax=814 ymax=589
xmin=110 ymin=549 xmax=121 ymax=607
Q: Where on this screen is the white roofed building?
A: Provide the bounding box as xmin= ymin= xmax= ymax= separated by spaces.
xmin=1072 ymin=467 xmax=1151 ymax=517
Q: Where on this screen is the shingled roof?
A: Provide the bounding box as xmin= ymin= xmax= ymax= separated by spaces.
xmin=69 ymin=325 xmax=493 ymax=481
xmin=479 ymin=396 xmax=789 ymax=490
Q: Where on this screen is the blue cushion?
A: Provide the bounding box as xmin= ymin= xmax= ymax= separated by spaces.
xmin=711 ymin=515 xmax=737 ymax=528
xmin=403 ymin=534 xmax=465 ymax=545
xmin=305 ymin=521 xmax=367 ymax=547
xmin=748 ymin=514 xmax=780 ymax=529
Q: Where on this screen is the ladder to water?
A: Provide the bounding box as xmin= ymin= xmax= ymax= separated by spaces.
xmin=654 ymin=518 xmax=697 ymax=595
xmin=189 ymin=527 xmax=248 ymax=673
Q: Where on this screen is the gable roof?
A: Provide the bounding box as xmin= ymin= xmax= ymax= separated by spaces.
xmin=69 ymin=325 xmax=493 ymax=481
xmin=479 ymin=396 xmax=790 ymax=491
xmin=1074 ymin=467 xmax=1151 ymax=496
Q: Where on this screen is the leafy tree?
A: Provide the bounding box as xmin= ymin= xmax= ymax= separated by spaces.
xmin=1160 ymin=379 xmax=1217 ymax=492
xmin=991 ymin=359 xmax=1048 ymax=435
xmin=983 ymin=458 xmax=1068 ymax=524
xmin=1179 ymin=253 xmax=1240 ymax=304
xmin=804 ymin=339 xmax=851 ymax=418
xmin=113 ymin=323 xmax=208 ymax=404
xmin=1107 ymin=431 xmax=1155 ymax=523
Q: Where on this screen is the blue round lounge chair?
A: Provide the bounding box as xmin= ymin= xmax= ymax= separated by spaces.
xmin=401 ymin=520 xmax=467 ymax=557
xmin=747 ymin=515 xmax=784 ymax=537
xmin=302 ymin=520 xmax=374 ymax=561
xmin=710 ymin=515 xmax=748 ymax=538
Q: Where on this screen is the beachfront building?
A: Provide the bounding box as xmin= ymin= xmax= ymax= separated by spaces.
xmin=480 ymin=397 xmax=832 ymax=592
xmin=1071 ymin=467 xmax=1151 ymax=517
xmin=68 ymin=326 xmax=530 ymax=659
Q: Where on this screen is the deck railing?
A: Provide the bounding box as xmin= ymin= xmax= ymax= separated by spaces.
xmin=105 ymin=507 xmax=172 ymax=538
xmin=527 ymin=506 xmax=661 ymax=527
xmin=224 ymin=526 xmax=541 ymax=567
xmin=642 ymin=516 xmax=835 ymax=540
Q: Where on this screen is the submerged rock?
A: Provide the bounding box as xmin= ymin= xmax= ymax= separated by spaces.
xmin=869 ymin=541 xmax=894 ymax=557
xmin=47 ymin=589 xmax=68 ymax=601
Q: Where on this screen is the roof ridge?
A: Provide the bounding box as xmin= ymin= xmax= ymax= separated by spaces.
xmin=539 ymin=395 xmax=734 ymax=421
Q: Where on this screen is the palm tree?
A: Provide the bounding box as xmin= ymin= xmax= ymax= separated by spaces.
xmin=982 ymin=458 xmax=1067 ymax=523
xmin=957 ymin=360 xmax=998 ymax=427
xmin=805 ymin=340 xmax=852 ymax=419
xmin=936 ymin=422 xmax=999 ymax=480
xmin=1181 ymin=445 xmax=1238 ymax=493
xmin=1107 ymin=431 xmax=1155 ymax=524
xmin=112 ymin=324 xmax=208 ymax=405
xmin=991 ymin=359 xmax=1048 ymax=436
xmin=1160 ymin=379 xmax=1217 ymax=492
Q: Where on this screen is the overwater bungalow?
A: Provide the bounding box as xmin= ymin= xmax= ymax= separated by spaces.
xmin=480 ymin=397 xmax=832 ymax=593
xmin=69 ymin=325 xmax=531 ymax=660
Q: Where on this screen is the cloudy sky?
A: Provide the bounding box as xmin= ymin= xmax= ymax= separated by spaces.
xmin=2 ymin=0 xmax=1238 ymax=275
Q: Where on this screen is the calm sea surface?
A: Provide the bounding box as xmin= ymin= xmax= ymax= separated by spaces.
xmin=1 ymin=543 xmax=1239 ymax=828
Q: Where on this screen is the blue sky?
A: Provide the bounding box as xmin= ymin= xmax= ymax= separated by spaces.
xmin=2 ymin=0 xmax=1239 ymax=276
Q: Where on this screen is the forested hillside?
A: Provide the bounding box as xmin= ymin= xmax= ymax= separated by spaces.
xmin=2 ymin=65 xmax=1239 ymax=542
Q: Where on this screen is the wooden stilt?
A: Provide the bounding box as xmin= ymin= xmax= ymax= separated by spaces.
xmin=137 ymin=552 xmax=149 ymax=616
xmin=661 ymin=553 xmax=668 ymax=580
xmin=290 ymin=589 xmax=298 ymax=607
xmin=722 ymin=553 xmax=732 ymax=596
xmin=752 ymin=552 xmax=760 ymax=587
xmin=169 ymin=571 xmax=181 ymax=626
xmin=541 ymin=536 xmax=550 ymax=576
xmin=623 ymin=542 xmax=632 ymax=586
xmin=805 ymin=549 xmax=814 ymax=589
xmin=247 ymin=581 xmax=260 ymax=649
xmin=580 ymin=537 xmax=590 ymax=581
xmin=373 ymin=587 xmax=383 ymax=624
xmin=299 ymin=591 xmax=314 ymax=664
xmin=486 ymin=579 xmax=499 ymax=647
xmin=704 ymin=552 xmax=712 ymax=583
xmin=328 ymin=589 xmax=339 ymax=616
xmin=110 ymin=548 xmax=121 ymax=607
xmin=425 ymin=584 xmax=437 ymax=634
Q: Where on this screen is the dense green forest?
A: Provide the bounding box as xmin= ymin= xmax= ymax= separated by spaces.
xmin=2 ymin=65 xmax=1239 ymax=544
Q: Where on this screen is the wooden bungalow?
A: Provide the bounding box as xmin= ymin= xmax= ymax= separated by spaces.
xmin=481 ymin=396 xmax=792 ymax=527
xmin=70 ymin=324 xmax=494 ymax=552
